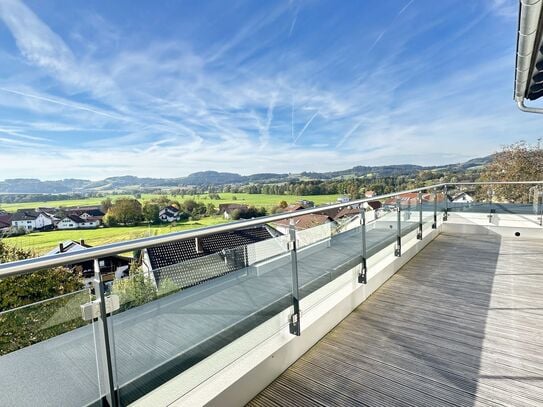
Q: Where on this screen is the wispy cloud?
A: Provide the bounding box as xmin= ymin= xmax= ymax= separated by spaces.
xmin=0 ymin=88 xmax=127 ymax=121
xmin=0 ymin=0 xmax=531 ymax=179
xmin=368 ymin=0 xmax=415 ymax=53
xmin=489 ymin=0 xmax=517 ymax=19
xmin=293 ymin=111 xmax=319 ymax=144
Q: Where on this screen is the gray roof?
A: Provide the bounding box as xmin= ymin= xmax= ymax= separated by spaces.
xmin=146 ymin=226 xmax=280 ymax=288
xmin=65 ymin=214 xmax=85 ymax=223
xmin=11 ymin=211 xmax=39 ymax=221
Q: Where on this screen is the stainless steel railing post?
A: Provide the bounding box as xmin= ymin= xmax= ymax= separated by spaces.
xmin=93 ymin=259 xmax=119 ymax=407
xmin=359 ymin=207 xmax=367 ymax=284
xmin=432 ymin=189 xmax=438 ymax=229
xmin=417 ymin=191 xmax=423 ymax=240
xmin=443 ymin=185 xmax=448 ymax=221
xmin=395 ymin=198 xmax=402 ymax=257
xmin=488 ymin=188 xmax=494 ymax=223
xmin=288 ymin=221 xmax=301 ymax=336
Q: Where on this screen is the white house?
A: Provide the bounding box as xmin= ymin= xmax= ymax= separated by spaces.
xmin=57 ymin=215 xmax=100 ymax=230
xmin=159 ymin=206 xmax=181 ymax=222
xmin=451 ymin=192 xmax=475 ymax=203
xmin=11 ymin=210 xmax=54 ymax=231
xmin=46 ymin=240 xmax=130 ymax=287
xmin=336 ymin=196 xmax=350 ymax=204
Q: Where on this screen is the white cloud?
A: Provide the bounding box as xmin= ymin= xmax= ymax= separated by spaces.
xmin=0 ymin=0 xmax=532 ymax=180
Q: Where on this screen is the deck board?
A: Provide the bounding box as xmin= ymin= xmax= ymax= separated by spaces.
xmin=249 ymin=233 xmax=543 ymax=407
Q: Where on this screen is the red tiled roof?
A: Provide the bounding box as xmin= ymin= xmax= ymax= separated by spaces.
xmin=273 ymin=214 xmax=334 ymax=230
xmin=334 ymin=207 xmax=361 ymax=220
xmin=284 ymin=204 xmax=305 ymax=212
xmin=384 ymin=192 xmax=447 ymax=206
xmin=367 ymin=200 xmax=382 ymax=210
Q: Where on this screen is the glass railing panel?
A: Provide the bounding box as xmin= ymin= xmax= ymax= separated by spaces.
xmin=367 ymin=207 xmax=399 ymax=257
xmin=0 ymin=280 xmax=101 ymax=406
xmin=296 ymin=221 xmax=335 ymax=249
xmin=401 ymin=200 xmax=419 ymax=228
xmin=296 ymin=219 xmax=359 ymax=299
xmin=108 ymin=235 xmax=292 ymax=405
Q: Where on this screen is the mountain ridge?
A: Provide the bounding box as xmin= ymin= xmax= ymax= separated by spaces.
xmin=0 ymin=155 xmax=492 ymax=193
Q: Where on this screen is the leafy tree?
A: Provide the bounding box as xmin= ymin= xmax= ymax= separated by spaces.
xmin=0 ymin=240 xmax=85 ymax=354
xmin=142 ymin=202 xmax=160 ymax=224
xmin=105 ymin=198 xmax=143 ymax=226
xmin=0 ymin=241 xmax=83 ymax=312
xmin=205 ymin=203 xmax=216 ymax=216
xmin=230 ymin=206 xmax=267 ymax=220
xmin=101 ymin=197 xmax=113 ymax=213
xmin=479 ymin=142 xmax=543 ymax=202
xmin=279 ymin=200 xmax=288 ymax=208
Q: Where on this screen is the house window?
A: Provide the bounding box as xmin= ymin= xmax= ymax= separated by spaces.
xmin=99 ymin=260 xmax=105 ymax=267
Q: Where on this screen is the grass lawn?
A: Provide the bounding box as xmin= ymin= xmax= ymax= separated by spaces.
xmin=0 ymin=192 xmax=341 ymax=212
xmin=0 ymin=193 xmax=341 ymax=254
xmin=3 ymin=216 xmax=229 ymax=255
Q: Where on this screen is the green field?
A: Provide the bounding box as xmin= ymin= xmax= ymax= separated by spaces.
xmin=0 ymin=193 xmax=341 ymax=254
xmin=3 ymin=217 xmax=229 ymax=255
xmin=0 ymin=193 xmax=340 ymax=212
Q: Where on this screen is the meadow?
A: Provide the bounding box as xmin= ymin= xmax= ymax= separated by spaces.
xmin=4 ymin=217 xmax=229 ymax=255
xmin=1 ymin=193 xmax=341 ymax=254
xmin=0 ymin=192 xmax=340 ymax=212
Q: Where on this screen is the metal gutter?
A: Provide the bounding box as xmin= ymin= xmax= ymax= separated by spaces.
xmin=515 ymin=0 xmax=543 ymax=112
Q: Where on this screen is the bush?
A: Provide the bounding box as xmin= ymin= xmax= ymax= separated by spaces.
xmin=111 ymin=266 xmax=180 ymax=311
xmin=0 ymin=240 xmax=85 ymax=355
xmin=111 ymin=267 xmax=157 ymax=310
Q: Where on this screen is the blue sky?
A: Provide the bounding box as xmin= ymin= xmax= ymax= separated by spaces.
xmin=0 ymin=0 xmax=537 ymax=180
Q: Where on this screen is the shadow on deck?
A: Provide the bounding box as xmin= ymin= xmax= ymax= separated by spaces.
xmin=249 ymin=233 xmax=543 ymax=407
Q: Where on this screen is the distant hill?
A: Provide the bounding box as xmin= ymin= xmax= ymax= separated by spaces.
xmin=0 ymin=155 xmax=492 ymax=193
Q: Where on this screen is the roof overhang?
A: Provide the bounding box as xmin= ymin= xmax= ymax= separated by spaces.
xmin=515 ymin=0 xmax=543 ymax=112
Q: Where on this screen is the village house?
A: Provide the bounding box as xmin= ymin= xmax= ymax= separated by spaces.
xmin=159 ymin=205 xmax=181 ymax=222
xmin=296 ymin=199 xmax=315 ymax=208
xmin=64 ymin=207 xmax=105 ymax=222
xmin=141 ymin=226 xmax=280 ymax=289
xmin=218 ymin=203 xmax=249 ymax=219
xmin=271 ymin=213 xmax=335 ymax=235
xmin=450 ymin=191 xmax=475 ymax=203
xmin=383 ymin=192 xmax=449 ymax=208
xmin=57 ymin=214 xmax=101 ymax=230
xmin=0 ymin=214 xmax=12 ymax=233
xmin=283 ymin=203 xmax=306 ymax=212
xmin=11 ymin=209 xmax=55 ymax=231
xmin=45 ymin=240 xmax=131 ymax=286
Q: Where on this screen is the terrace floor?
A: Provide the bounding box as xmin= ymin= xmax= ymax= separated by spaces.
xmin=249 ymin=233 xmax=543 ymax=407
xmin=0 ymin=218 xmax=421 ymax=407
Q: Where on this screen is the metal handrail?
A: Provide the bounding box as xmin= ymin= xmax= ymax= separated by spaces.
xmin=0 ymin=180 xmax=542 ymax=279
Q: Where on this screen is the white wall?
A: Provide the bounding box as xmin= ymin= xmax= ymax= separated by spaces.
xmin=12 ymin=220 xmax=35 ymax=230
xmin=57 ymin=218 xmax=99 ymax=229
xmin=35 ymin=214 xmax=53 ymax=229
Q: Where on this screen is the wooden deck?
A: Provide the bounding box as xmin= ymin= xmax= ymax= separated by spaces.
xmin=249 ymin=233 xmax=543 ymax=407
